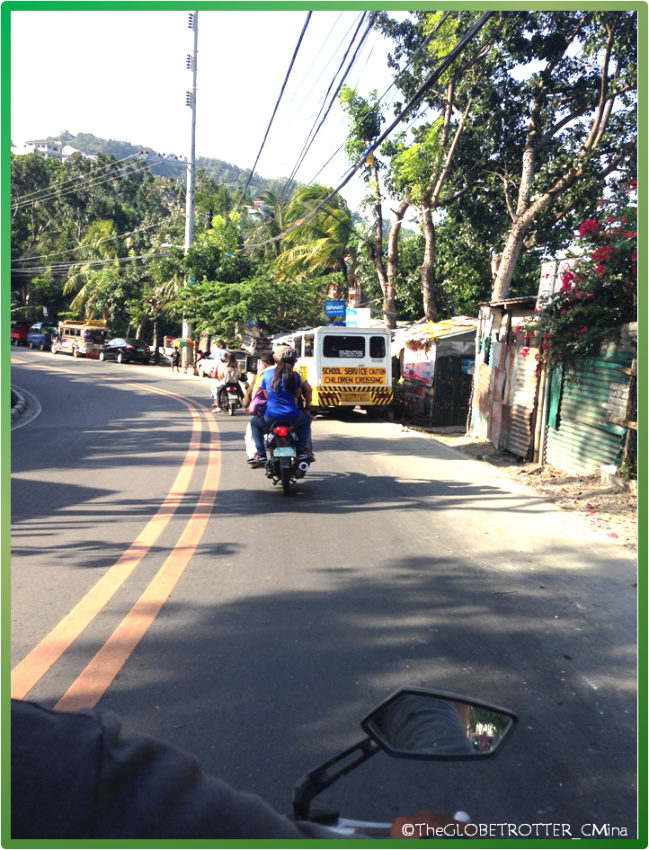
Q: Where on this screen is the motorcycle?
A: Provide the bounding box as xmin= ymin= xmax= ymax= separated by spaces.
xmin=291 ymin=686 xmax=517 ymax=837
xmin=219 ymin=383 xmax=243 ymax=416
xmin=262 ymin=419 xmax=311 ymax=496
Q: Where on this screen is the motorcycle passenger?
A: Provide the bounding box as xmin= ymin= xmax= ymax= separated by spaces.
xmin=248 ymin=346 xmax=312 ymax=466
xmin=242 ymin=351 xmax=275 ymax=409
xmin=211 ymin=352 xmax=243 ymax=412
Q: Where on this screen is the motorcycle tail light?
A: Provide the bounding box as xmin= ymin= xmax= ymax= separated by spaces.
xmin=275 ymin=426 xmax=289 ymax=437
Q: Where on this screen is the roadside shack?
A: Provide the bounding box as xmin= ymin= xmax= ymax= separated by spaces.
xmin=393 ymin=317 xmax=478 ymax=426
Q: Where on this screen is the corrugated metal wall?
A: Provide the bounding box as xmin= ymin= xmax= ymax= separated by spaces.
xmin=501 ymin=348 xmax=540 ymax=458
xmin=544 ymin=356 xmax=633 ymax=474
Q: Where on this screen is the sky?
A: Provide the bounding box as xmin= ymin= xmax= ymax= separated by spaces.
xmin=11 ymin=10 xmax=412 ymax=213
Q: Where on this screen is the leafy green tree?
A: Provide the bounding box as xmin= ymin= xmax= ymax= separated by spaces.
xmin=379 ymin=11 xmax=498 ymax=321
xmin=473 ymin=11 xmax=638 ymax=299
xmin=177 ymin=272 xmax=335 ymax=343
xmin=339 ymin=85 xmax=411 ymax=329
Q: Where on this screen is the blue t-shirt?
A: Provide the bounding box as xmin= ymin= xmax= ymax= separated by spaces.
xmin=261 ymin=368 xmax=301 ymax=419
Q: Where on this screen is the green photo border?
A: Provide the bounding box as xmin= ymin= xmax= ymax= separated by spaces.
xmin=2 ymin=2 xmax=645 ymax=848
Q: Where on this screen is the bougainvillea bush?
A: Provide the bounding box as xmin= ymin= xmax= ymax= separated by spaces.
xmin=516 ymin=181 xmax=637 ymax=374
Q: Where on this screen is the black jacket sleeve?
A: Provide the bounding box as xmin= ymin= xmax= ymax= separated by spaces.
xmin=11 ymin=700 xmax=343 ymax=839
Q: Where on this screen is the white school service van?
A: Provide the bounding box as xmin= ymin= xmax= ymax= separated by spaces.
xmin=275 ymin=326 xmax=393 ymax=414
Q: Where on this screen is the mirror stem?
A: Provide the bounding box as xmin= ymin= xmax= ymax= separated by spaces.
xmin=292 ymin=737 xmax=380 ymax=820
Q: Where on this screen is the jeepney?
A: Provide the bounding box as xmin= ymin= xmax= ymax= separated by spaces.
xmin=276 ymin=326 xmax=393 ymax=414
xmin=51 ymin=320 xmax=111 ymax=359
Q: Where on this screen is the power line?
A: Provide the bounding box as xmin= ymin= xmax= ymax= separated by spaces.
xmin=10 ymin=251 xmax=172 ymax=276
xmin=12 ymin=159 xmax=152 ymax=210
xmin=306 ymin=12 xmax=452 ymax=188
xmin=11 ymin=218 xmax=174 ymax=266
xmin=231 ymin=11 xmax=494 ymax=255
xmin=278 ymin=12 xmax=373 ymax=203
xmin=214 ymin=11 xmax=313 ymax=249
xmin=292 ymin=13 xmax=363 ymax=125
xmin=12 ymin=152 xmax=142 ymax=204
xmin=280 ymin=11 xmax=344 ymax=117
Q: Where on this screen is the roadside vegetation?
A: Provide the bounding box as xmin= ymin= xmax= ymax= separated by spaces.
xmin=11 ymin=10 xmax=636 ymax=354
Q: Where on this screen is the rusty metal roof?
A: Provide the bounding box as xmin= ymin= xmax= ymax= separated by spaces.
xmin=403 ymin=316 xmax=478 ymax=344
xmin=480 ymin=296 xmax=538 ymax=308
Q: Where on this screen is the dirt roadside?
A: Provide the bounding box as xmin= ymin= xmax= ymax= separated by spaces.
xmin=400 ymin=424 xmax=638 ymax=551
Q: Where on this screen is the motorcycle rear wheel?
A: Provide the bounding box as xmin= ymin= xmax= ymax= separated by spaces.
xmin=281 ymin=465 xmax=291 ymax=496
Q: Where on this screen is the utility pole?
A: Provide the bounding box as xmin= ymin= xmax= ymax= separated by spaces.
xmin=182 ymin=10 xmax=198 ymax=369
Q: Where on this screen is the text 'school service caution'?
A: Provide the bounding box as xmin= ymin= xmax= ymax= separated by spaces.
xmin=322 ymin=367 xmax=386 ymax=386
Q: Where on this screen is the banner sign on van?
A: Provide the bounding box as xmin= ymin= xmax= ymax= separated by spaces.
xmin=322 ymin=366 xmax=386 ymax=386
xmin=325 ymin=300 xmax=347 ymax=317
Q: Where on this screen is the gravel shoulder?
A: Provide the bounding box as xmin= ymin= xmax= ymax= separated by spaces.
xmin=399 ymin=424 xmax=638 ymax=550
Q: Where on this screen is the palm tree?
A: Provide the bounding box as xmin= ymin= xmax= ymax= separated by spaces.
xmin=273 ymin=185 xmax=354 ymax=281
xmin=63 ymin=220 xmax=120 ymax=316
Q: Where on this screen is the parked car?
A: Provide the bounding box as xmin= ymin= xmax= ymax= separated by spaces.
xmin=11 ymin=320 xmax=30 ymax=346
xmin=99 ymin=338 xmax=151 ymax=364
xmin=27 ymin=323 xmax=57 ymax=350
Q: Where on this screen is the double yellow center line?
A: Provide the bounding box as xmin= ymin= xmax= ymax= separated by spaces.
xmin=11 ymin=366 xmax=221 ymax=709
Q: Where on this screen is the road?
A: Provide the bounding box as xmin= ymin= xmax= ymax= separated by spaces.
xmin=11 ymin=349 xmax=638 ymax=838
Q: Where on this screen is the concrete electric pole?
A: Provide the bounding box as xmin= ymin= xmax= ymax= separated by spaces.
xmin=182 ymin=10 xmax=198 ymax=369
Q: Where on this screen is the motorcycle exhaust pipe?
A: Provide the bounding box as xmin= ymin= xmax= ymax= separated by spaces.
xmin=298 ymin=461 xmax=309 ymax=473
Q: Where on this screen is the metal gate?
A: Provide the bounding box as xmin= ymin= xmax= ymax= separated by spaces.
xmin=432 ymin=355 xmax=474 ymax=427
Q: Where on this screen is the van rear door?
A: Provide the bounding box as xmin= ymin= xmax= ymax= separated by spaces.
xmin=318 ymin=330 xmax=390 ymax=404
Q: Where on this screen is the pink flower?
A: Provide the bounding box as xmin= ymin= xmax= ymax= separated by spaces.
xmin=581 ymin=327 xmax=588 ymax=334
xmin=521 ymin=348 xmax=530 ymax=357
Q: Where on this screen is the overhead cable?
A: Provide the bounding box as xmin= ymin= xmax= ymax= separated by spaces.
xmin=12 ymin=152 xmax=142 ymax=204
xmin=278 ymin=12 xmax=373 ymax=202
xmin=214 ymin=10 xmax=312 ymax=248
xmin=10 ymin=251 xmax=172 ymax=276
xmin=11 ymin=218 xmax=174 ymax=266
xmin=227 ymin=11 xmax=493 ymax=256
xmin=280 ymin=11 xmax=344 ymax=116
xmin=307 ymin=11 xmax=452 ymax=187
xmin=12 ymin=160 xmax=152 ymax=210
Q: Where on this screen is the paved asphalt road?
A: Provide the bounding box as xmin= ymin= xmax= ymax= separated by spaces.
xmin=11 ymin=349 xmax=637 ymax=838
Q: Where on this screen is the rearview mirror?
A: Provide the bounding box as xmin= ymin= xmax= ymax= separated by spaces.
xmin=361 ymin=688 xmax=517 ymax=759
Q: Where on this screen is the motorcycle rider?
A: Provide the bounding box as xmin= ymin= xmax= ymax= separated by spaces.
xmin=211 ymin=352 xmax=243 ymax=412
xmin=247 ymin=345 xmax=312 ymax=467
xmin=11 ymin=699 xmax=347 ymax=839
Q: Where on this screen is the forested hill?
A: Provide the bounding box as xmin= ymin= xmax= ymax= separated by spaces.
xmin=47 ymin=131 xmax=297 ymax=198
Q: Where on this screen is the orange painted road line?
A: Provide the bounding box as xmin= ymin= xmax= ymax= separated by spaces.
xmin=54 ymin=412 xmax=221 ymax=712
xmin=11 ymin=374 xmax=209 ymax=700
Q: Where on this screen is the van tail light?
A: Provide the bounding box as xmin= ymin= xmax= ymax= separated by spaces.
xmin=274 ymin=426 xmax=289 ymax=437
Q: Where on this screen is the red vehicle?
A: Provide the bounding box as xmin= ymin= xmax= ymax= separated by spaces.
xmin=11 ymin=320 xmax=30 ymax=346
